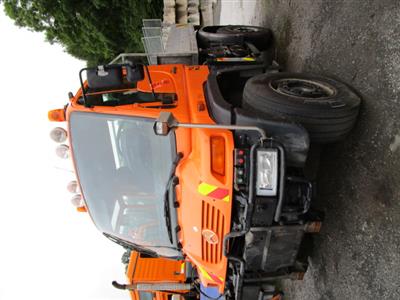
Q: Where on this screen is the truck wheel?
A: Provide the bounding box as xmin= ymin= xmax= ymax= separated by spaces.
xmin=197 ymin=25 xmax=272 ymax=50
xmin=242 ymin=72 xmax=361 ymax=143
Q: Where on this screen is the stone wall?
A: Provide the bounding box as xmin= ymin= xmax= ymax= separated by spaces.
xmin=163 ymin=0 xmax=217 ymax=25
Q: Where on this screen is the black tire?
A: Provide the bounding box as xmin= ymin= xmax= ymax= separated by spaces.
xmin=197 ymin=25 xmax=272 ymax=51
xmin=242 ymin=72 xmax=361 ymax=143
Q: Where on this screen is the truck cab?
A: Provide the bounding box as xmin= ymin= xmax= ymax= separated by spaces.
xmin=57 ymin=63 xmax=233 ymax=291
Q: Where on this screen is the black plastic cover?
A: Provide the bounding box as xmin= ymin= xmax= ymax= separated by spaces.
xmin=234 ymin=107 xmax=309 ymax=167
xmin=251 ymin=197 xmax=277 ymax=227
xmin=126 ymin=64 xmax=145 ymax=83
xmin=87 ymin=65 xmax=123 ymax=89
xmin=204 ymin=70 xmax=310 ymax=166
xmin=204 ymin=75 xmax=232 ymax=124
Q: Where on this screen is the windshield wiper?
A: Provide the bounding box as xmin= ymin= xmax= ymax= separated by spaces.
xmin=163 ymin=152 xmax=184 ymax=244
xmin=103 ymin=232 xmax=159 ymax=258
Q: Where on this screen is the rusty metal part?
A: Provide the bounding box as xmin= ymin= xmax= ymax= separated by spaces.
xmin=304 ymin=221 xmax=322 ymax=233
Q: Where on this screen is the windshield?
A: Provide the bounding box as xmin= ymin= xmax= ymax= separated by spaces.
xmin=70 ymin=112 xmax=180 ymax=258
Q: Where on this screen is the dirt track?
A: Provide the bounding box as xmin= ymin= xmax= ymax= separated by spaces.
xmin=216 ymin=0 xmax=400 ymax=299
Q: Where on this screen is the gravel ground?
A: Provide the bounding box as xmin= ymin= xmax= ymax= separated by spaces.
xmin=217 ymin=0 xmax=400 ymax=299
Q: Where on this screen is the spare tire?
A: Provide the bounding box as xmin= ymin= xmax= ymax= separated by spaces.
xmin=197 ymin=25 xmax=272 ymax=50
xmin=242 ymin=72 xmax=361 ymax=143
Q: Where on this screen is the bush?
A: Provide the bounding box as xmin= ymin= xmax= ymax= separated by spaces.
xmin=2 ymin=0 xmax=163 ymax=65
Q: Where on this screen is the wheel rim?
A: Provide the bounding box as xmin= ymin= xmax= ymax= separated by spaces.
xmin=270 ymin=78 xmax=336 ymax=99
xmin=229 ymin=45 xmax=248 ymax=56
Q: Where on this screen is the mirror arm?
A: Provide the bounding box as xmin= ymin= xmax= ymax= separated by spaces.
xmin=154 ymin=112 xmax=267 ymax=140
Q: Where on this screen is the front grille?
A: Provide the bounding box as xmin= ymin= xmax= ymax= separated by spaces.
xmin=201 ymin=201 xmax=225 ymax=264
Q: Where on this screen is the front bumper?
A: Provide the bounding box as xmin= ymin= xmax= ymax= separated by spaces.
xmin=223 ymin=141 xmax=319 ymax=300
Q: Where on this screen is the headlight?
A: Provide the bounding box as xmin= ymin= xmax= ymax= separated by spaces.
xmin=49 ymin=127 xmax=67 ymax=143
xmin=70 ymin=194 xmax=83 ymax=207
xmin=256 ymin=149 xmax=278 ymax=196
xmin=55 ymin=144 xmax=70 ymax=159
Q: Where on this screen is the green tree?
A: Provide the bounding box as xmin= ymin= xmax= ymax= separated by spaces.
xmin=2 ymin=0 xmax=163 ymax=65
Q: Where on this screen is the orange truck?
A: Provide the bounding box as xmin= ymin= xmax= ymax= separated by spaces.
xmin=49 ymin=25 xmax=360 ymax=299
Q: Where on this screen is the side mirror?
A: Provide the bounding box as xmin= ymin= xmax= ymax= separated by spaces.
xmin=86 ymin=65 xmax=124 ymax=90
xmin=126 ymin=64 xmax=145 ymax=83
xmin=153 ymin=112 xmax=178 ymax=136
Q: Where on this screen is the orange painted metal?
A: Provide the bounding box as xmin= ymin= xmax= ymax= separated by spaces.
xmin=65 ymin=64 xmax=234 ymax=294
xmin=126 ymin=251 xmax=185 ymax=283
xmin=126 ymin=251 xmax=186 ymax=300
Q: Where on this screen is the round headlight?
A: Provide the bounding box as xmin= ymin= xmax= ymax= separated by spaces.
xmin=70 ymin=194 xmax=83 ymax=207
xmin=55 ymin=144 xmax=70 ymax=159
xmin=50 ymin=127 xmax=67 ymax=143
xmin=67 ymin=180 xmax=79 ymax=194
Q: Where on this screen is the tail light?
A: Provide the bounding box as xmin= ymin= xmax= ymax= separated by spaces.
xmin=210 ymin=136 xmax=225 ymax=176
